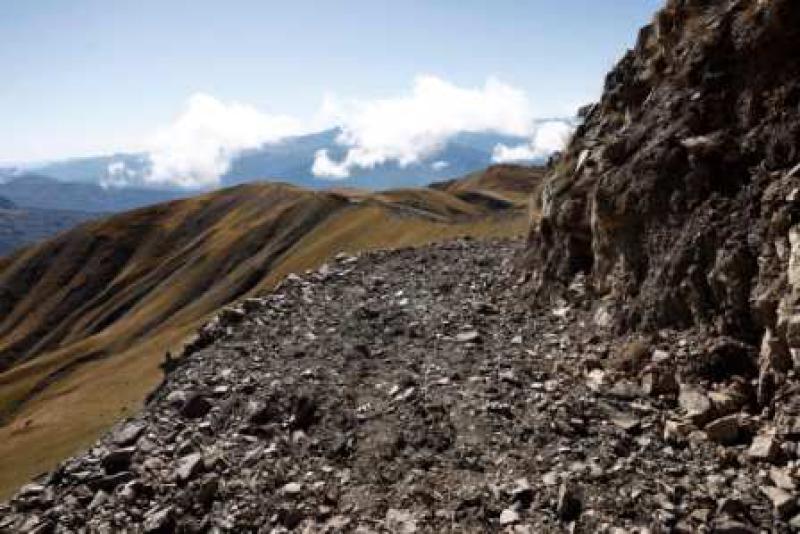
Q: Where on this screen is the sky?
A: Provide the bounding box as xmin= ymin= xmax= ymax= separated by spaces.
xmin=0 ymin=0 xmax=662 ymax=181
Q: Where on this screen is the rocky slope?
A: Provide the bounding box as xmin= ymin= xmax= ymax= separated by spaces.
xmin=0 ymin=166 xmax=537 ymax=500
xmin=4 ymin=239 xmax=800 ymax=533
xmin=528 ymin=0 xmax=800 ymax=404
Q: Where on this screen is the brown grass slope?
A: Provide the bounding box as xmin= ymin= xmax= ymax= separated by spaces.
xmin=0 ymin=167 xmax=542 ymax=498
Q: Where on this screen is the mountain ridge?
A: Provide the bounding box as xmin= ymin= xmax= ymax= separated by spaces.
xmin=0 ymin=165 xmax=541 ymax=499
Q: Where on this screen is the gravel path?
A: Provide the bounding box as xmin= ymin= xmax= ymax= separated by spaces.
xmin=1 ymin=239 xmax=794 ymax=532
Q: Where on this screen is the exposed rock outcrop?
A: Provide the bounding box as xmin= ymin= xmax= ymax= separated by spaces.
xmin=528 ymin=0 xmax=800 ymax=402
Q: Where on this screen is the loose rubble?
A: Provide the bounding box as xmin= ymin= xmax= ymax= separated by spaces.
xmin=3 ymin=238 xmax=800 ymax=532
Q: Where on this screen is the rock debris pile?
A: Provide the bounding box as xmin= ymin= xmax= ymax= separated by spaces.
xmin=4 ymin=239 xmax=800 ymax=532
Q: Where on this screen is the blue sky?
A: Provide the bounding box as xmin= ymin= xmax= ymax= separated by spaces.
xmin=1 ymin=0 xmax=662 ymax=165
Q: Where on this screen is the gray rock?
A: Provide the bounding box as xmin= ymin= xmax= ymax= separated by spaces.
xmin=180 ymin=394 xmax=213 ymax=419
xmin=770 ymin=467 xmax=797 ymax=491
xmin=112 ymin=422 xmax=147 ymax=447
xmin=678 ymin=384 xmax=714 ymax=425
xmin=499 ymin=508 xmax=520 ymax=525
xmin=748 ymin=435 xmax=782 ymax=463
xmin=176 ymin=453 xmax=204 ymax=483
xmin=705 ymin=415 xmax=740 ymax=445
xmin=281 ymin=482 xmax=303 ymax=496
xmin=385 ymin=508 xmax=417 ymax=533
xmin=456 ymin=330 xmax=481 ymax=343
xmin=556 ymin=482 xmax=582 ymax=521
xmin=143 ymin=506 xmax=175 ymax=534
xmin=760 ymin=485 xmax=797 ymax=518
xmin=102 ymin=447 xmax=135 ymax=474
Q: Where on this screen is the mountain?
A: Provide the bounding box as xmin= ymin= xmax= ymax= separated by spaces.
xmin=0 ymin=174 xmax=188 ymax=213
xmin=0 ymin=204 xmax=98 ymax=257
xmin=34 ymin=153 xmax=151 ymax=186
xmin=27 ymin=129 xmax=544 ymax=191
xmin=0 ymin=164 xmax=543 ymax=498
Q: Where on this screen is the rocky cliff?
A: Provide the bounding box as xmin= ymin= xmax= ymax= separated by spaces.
xmin=528 ymin=0 xmax=800 ymax=402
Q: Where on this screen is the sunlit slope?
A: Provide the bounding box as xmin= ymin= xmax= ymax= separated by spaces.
xmin=0 ymin=166 xmax=541 ymax=498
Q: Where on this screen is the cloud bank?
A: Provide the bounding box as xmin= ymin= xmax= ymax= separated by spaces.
xmin=125 ymin=77 xmax=574 ymax=188
xmin=491 ymin=120 xmax=575 ymax=163
xmin=311 ymin=75 xmax=536 ymax=178
xmin=143 ymin=93 xmax=306 ymax=188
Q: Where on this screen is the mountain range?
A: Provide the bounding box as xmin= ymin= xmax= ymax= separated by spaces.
xmin=28 ymin=129 xmax=540 ymax=191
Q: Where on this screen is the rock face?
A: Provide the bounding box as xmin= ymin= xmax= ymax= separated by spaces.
xmin=527 ymin=0 xmax=800 ymax=401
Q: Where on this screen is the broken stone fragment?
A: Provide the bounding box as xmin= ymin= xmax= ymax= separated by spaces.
xmin=385 ymin=508 xmax=417 ymax=533
xmin=101 ymin=447 xmax=136 ymax=474
xmin=143 ymin=506 xmax=175 ymax=534
xmin=556 ymin=482 xmax=582 ymax=521
xmin=641 ymin=369 xmax=678 ymax=396
xmin=663 ymin=419 xmax=692 ymax=444
xmin=281 ymin=482 xmax=303 ymax=496
xmin=770 ymin=467 xmax=796 ymax=491
xmin=456 ymin=330 xmax=481 ymax=343
xmin=748 ymin=434 xmax=782 ymax=464
xmin=112 ymin=422 xmax=147 ymax=447
xmin=180 ymin=393 xmax=213 ymax=419
xmin=176 ymin=453 xmax=204 ymax=484
xmin=704 ymin=415 xmax=740 ymax=445
xmin=678 ymin=384 xmax=714 ymax=425
xmin=708 ymin=389 xmax=745 ymax=418
xmin=759 ymin=485 xmax=797 ymax=518
xmin=499 ymin=508 xmax=520 ymax=525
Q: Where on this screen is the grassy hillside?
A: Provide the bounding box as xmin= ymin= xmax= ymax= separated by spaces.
xmin=0 ymin=165 xmax=541 ymax=498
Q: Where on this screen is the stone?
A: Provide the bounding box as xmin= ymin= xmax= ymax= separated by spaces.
xmin=651 ymin=349 xmax=670 ymax=363
xmin=112 ymin=422 xmax=147 ymax=447
xmin=176 ymin=453 xmax=204 ymax=483
xmin=717 ymin=497 xmax=748 ymax=518
xmin=385 ymin=508 xmax=417 ymax=533
xmin=17 ymin=484 xmax=45 ymax=498
xmin=709 ymin=390 xmax=746 ymax=417
xmin=705 ymin=415 xmax=740 ymax=445
xmin=102 ymin=447 xmax=135 ymax=474
xmin=760 ymin=485 xmax=797 ymax=518
xmin=641 ymin=369 xmax=678 ymax=396
xmin=143 ymin=506 xmax=175 ymax=534
xmin=770 ymin=467 xmax=797 ymax=491
xmin=748 ymin=435 xmax=782 ymax=463
xmin=499 ymin=508 xmax=520 ymax=525
xmin=281 ymin=482 xmax=303 ymax=496
xmin=180 ymin=394 xmax=213 ymax=419
xmin=510 ymin=478 xmax=533 ymax=508
xmin=664 ymin=420 xmax=691 ymax=443
xmin=679 ymin=384 xmax=714 ymax=425
xmin=456 ymin=330 xmax=481 ymax=343
xmin=88 ymin=490 xmax=108 ymax=511
xmin=610 ymin=412 xmax=641 ymax=433
xmin=556 ymin=482 xmax=582 ymax=521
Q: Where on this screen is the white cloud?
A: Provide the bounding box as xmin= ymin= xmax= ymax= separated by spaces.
xmin=311 ymin=149 xmax=350 ymax=179
xmin=143 ymin=93 xmax=306 ymax=188
xmin=492 ymin=120 xmax=574 ymax=163
xmin=101 ymin=160 xmax=135 ymax=188
xmin=431 ymin=160 xmax=449 ymax=171
xmin=311 ymin=75 xmax=536 ymax=179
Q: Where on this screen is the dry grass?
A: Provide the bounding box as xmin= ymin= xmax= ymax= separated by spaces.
xmin=0 ymin=168 xmax=540 ymax=499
